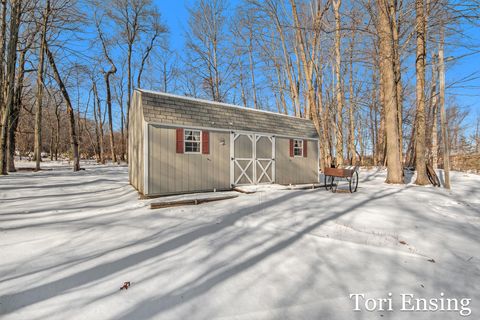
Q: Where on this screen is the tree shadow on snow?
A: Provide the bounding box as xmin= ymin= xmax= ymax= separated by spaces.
xmin=0 ymin=188 xmax=404 ymax=318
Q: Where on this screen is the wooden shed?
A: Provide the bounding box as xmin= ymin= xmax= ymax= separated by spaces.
xmin=129 ymin=89 xmax=320 ymax=196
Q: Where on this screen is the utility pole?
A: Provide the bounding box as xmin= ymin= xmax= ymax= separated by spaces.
xmin=438 ymin=25 xmax=450 ymax=189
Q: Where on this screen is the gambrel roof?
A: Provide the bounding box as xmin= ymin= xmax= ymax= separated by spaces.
xmin=138 ymin=89 xmax=319 ymax=139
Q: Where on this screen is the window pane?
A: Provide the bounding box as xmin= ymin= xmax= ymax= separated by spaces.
xmin=192 ymin=131 xmax=200 ymax=141
xmin=192 ymin=142 xmax=200 ymax=152
xmin=185 ymin=141 xmax=200 ymax=152
xmin=293 ymin=139 xmax=303 ymax=156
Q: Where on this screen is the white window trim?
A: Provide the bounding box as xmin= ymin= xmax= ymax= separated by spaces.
xmin=184 ymin=129 xmax=202 ymax=154
xmin=293 ymin=139 xmax=303 ymax=157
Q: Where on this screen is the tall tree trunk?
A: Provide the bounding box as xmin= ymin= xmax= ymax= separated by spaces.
xmin=0 ymin=0 xmax=21 ymax=175
xmin=370 ymin=67 xmax=378 ymax=165
xmin=55 ymin=105 xmax=60 ymax=160
xmin=475 ymin=117 xmax=479 ymax=153
xmin=0 ymin=0 xmax=7 ymax=119
xmin=248 ymin=30 xmax=258 ymax=109
xmin=7 ymin=47 xmax=28 ymax=172
xmin=376 ymin=0 xmax=403 ymax=183
xmin=45 ymin=43 xmax=80 ymax=171
xmin=7 ymin=105 xmax=19 ymax=172
xmin=414 ymin=0 xmax=429 ymax=185
xmin=213 ymin=36 xmax=220 ymax=101
xmin=92 ymin=83 xmax=101 ymax=162
xmin=34 ymin=0 xmax=50 ymax=171
xmin=120 ymin=93 xmax=126 ymax=161
xmin=273 ymin=59 xmax=287 ymax=115
xmin=289 ymin=0 xmax=328 ymax=172
xmin=136 ymin=31 xmax=158 ymax=89
xmin=269 ymin=7 xmax=300 ymax=116
xmin=292 ymin=39 xmax=303 ymax=116
xmin=438 ymin=26 xmax=450 ymax=189
xmin=289 ymin=0 xmax=325 ymax=135
xmin=105 ymin=73 xmax=117 ymax=163
xmin=49 ymin=122 xmax=54 ymax=161
xmin=429 ymin=54 xmax=438 ymax=168
xmin=348 ymin=27 xmax=355 ymax=164
xmin=126 ymin=43 xmax=132 ymax=158
xmin=406 ymin=118 xmax=416 ymax=167
xmin=358 ymin=116 xmax=364 ymax=165
xmin=317 ymin=76 xmax=329 ymax=170
xmin=93 ymin=81 xmax=104 ymax=163
xmin=333 ymin=0 xmax=344 ymax=166
xmin=377 ymin=66 xmax=385 ymax=166
xmin=238 ymin=59 xmax=247 ymax=107
xmin=390 ymin=0 xmax=403 ymax=171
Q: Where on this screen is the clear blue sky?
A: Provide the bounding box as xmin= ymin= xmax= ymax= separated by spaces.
xmin=155 ymin=1 xmax=191 ymax=52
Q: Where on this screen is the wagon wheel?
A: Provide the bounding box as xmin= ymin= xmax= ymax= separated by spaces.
xmin=324 ymin=175 xmax=335 ymax=191
xmin=331 ymin=178 xmax=338 ymax=193
xmin=349 ymin=171 xmax=359 ymax=193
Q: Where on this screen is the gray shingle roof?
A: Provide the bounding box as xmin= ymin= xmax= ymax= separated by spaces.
xmin=139 ymin=90 xmax=318 ymax=139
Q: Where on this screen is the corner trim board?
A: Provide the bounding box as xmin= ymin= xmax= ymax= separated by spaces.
xmin=317 ymin=139 xmax=321 ymax=183
xmin=144 ymin=121 xmax=149 ymax=195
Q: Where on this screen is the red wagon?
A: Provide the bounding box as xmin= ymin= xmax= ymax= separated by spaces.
xmin=323 ymin=166 xmax=359 ymax=193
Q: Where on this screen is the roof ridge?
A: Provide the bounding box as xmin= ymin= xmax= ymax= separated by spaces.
xmin=137 ymin=89 xmax=312 ymax=121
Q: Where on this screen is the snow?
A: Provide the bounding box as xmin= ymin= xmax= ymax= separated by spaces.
xmin=0 ymin=162 xmax=479 ymax=319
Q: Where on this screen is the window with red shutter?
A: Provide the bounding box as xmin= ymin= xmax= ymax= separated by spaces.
xmin=303 ymin=140 xmax=308 ymax=157
xmin=289 ymin=139 xmax=294 ymax=157
xmin=184 ymin=129 xmax=201 ymax=153
xmin=293 ymin=139 xmax=303 ymax=157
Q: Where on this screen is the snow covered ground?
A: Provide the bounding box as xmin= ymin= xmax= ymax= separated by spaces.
xmin=0 ymin=162 xmax=479 ymax=319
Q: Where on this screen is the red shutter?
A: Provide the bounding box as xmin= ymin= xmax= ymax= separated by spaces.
xmin=303 ymin=140 xmax=308 ymax=157
xmin=202 ymin=131 xmax=210 ymax=154
xmin=176 ymin=128 xmax=184 ymax=153
xmin=289 ymin=139 xmax=294 ymax=157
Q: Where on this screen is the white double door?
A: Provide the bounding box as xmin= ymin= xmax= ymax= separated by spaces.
xmin=230 ymin=132 xmax=275 ymax=185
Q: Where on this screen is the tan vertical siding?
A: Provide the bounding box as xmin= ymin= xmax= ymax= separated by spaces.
xmin=275 ymin=138 xmax=319 ymax=184
xmin=128 ymin=91 xmax=145 ymax=194
xmin=148 ymin=126 xmax=231 ymax=195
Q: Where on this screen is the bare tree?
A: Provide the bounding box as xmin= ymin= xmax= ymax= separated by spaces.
xmin=95 ymin=13 xmax=118 ymax=162
xmin=0 ymin=0 xmax=7 ymax=119
xmin=347 ymin=11 xmax=357 ymax=165
xmin=8 ymin=20 xmax=37 ymax=172
xmin=376 ymin=0 xmax=403 ymax=183
xmin=34 ymin=0 xmax=50 ymax=171
xmin=92 ymin=79 xmax=104 ymax=163
xmin=185 ymin=0 xmax=234 ymax=102
xmin=231 ymin=7 xmax=259 ymax=109
xmin=45 ymin=43 xmax=80 ymax=171
xmin=427 ymin=53 xmax=438 ymax=168
xmin=438 ymin=25 xmax=450 ymax=188
xmin=114 ymin=69 xmax=126 ymax=161
xmin=136 ymin=13 xmax=166 ymax=89
xmin=263 ymin=0 xmax=301 ymax=116
xmin=333 ymin=0 xmax=344 ymax=166
xmin=414 ymin=0 xmax=429 ymax=185
xmin=106 ymin=0 xmax=164 ymax=139
xmin=0 ymin=0 xmax=22 ymax=175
